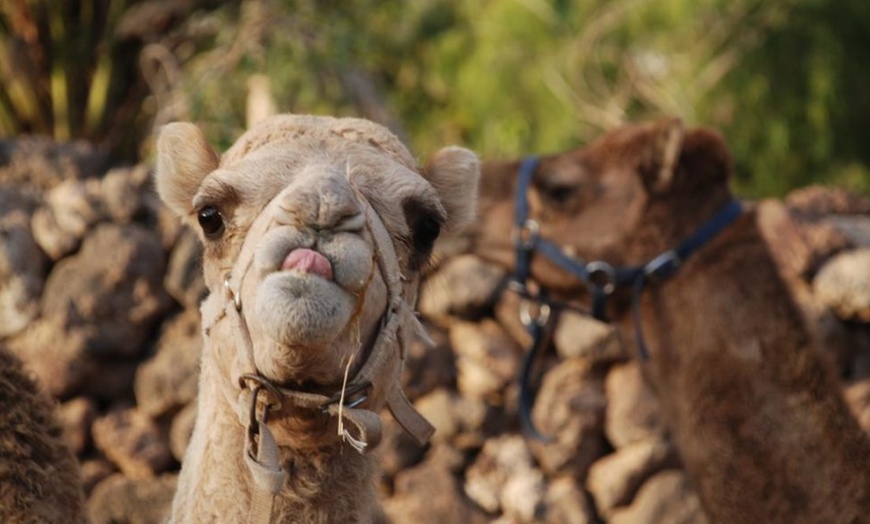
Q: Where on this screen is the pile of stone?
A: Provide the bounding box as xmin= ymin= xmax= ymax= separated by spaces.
xmin=1 ymin=137 xmax=869 ymax=523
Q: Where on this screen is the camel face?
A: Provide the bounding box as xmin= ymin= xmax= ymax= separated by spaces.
xmin=473 ymin=118 xmax=734 ymax=296
xmin=157 ymin=115 xmax=479 ymax=385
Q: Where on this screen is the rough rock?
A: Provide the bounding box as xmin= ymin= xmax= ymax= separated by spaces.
xmin=608 ymin=470 xmax=708 ymax=524
xmin=465 ymin=434 xmax=546 ymax=520
xmin=814 ymin=248 xmax=870 ymax=322
xmin=0 ymin=136 xmax=107 ymax=191
xmin=586 ymin=438 xmax=678 ymax=517
xmin=59 ymin=396 xmax=98 ymax=456
xmin=530 ymin=359 xmax=606 ymax=478
xmin=542 ymin=476 xmax=597 ymax=524
xmin=826 ymin=215 xmax=870 ymax=247
xmin=41 ymin=223 xmax=170 ymax=358
xmin=793 ymin=219 xmax=853 ymax=275
xmin=31 ymin=179 xmax=102 ymax=260
xmin=848 ymin=329 xmax=870 ymax=380
xmin=384 ymin=444 xmax=488 ymax=524
xmin=786 ymin=185 xmax=870 ymax=216
xmin=92 ymin=406 xmax=173 ymax=479
xmin=0 ymin=187 xmax=46 ymax=338
xmin=163 ymin=227 xmax=208 ymax=309
xmin=142 ymin=191 xmax=185 ymax=250
xmin=87 ymin=473 xmax=177 ymax=524
xmin=493 ymin=287 xmax=533 ymax=347
xmin=378 ymin=408 xmax=427 ymax=480
xmin=80 ymin=458 xmax=117 ymax=495
xmin=100 ymin=165 xmax=150 ymax=223
xmin=414 ymin=388 xmax=489 ymax=449
xmin=6 ymin=315 xmax=94 ymax=398
xmin=415 ymin=388 xmax=461 ymax=444
xmin=553 ymin=310 xmax=624 ymax=362
xmin=418 ymin=254 xmax=507 ymax=324
xmin=135 ymin=308 xmax=202 ymax=418
xmin=605 ymin=360 xmax=665 ymax=449
xmin=845 ymin=379 xmax=870 ymax=437
xmin=450 ymin=319 xmax=522 ymax=399
xmin=79 ymin=359 xmax=140 ymax=402
xmin=400 ymin=322 xmax=456 ymax=401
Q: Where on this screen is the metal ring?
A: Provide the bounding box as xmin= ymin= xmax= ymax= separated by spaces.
xmin=644 ymin=250 xmax=681 ymax=281
xmin=224 ymin=275 xmax=242 ymax=311
xmin=239 ymin=373 xmax=284 ymax=413
xmin=586 ymin=261 xmax=616 ymax=295
xmin=519 ymin=299 xmax=551 ymax=327
xmin=320 ymin=381 xmax=371 ymax=413
xmin=506 ymin=279 xmax=527 ymax=296
xmin=511 ymin=219 xmax=540 ymax=250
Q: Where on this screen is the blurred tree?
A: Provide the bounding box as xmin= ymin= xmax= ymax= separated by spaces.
xmin=0 ymin=0 xmax=228 ymax=162
xmin=3 ymin=0 xmax=867 ymax=196
xmin=708 ymin=0 xmax=870 ymax=195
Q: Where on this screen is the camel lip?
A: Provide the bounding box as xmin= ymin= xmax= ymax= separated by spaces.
xmin=280 ymin=248 xmax=334 ymax=281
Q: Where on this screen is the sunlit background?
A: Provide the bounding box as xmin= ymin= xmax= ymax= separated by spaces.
xmin=2 ymin=0 xmax=868 ymax=196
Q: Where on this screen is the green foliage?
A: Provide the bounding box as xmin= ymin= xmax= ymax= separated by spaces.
xmin=708 ymin=0 xmax=870 ymax=196
xmin=3 ymin=0 xmax=868 ymax=197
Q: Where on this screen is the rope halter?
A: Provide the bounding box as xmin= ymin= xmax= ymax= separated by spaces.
xmin=202 ymin=183 xmax=435 ymax=522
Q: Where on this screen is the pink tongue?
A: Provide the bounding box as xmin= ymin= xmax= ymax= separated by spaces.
xmin=281 ymin=249 xmax=333 ymax=280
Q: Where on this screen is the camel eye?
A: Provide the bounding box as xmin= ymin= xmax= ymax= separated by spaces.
xmin=413 ymin=214 xmax=442 ymax=253
xmin=537 ymin=178 xmax=577 ymax=205
xmin=197 ymin=206 xmax=225 ymax=238
xmin=403 ymin=200 xmax=444 ymax=271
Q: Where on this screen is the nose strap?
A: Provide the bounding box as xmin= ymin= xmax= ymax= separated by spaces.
xmin=356 ymin=199 xmax=435 ymax=445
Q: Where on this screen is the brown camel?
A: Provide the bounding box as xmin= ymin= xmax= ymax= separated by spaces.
xmin=0 ymin=344 xmax=86 ymax=523
xmin=470 ymin=118 xmax=870 ymax=523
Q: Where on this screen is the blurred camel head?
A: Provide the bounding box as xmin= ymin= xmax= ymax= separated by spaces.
xmin=474 ymin=118 xmax=733 ymax=307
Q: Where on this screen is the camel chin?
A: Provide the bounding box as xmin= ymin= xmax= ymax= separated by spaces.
xmin=254 ymin=271 xmax=357 ymax=349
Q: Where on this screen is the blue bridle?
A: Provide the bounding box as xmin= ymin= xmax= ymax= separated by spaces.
xmin=511 ymin=155 xmax=743 ymax=439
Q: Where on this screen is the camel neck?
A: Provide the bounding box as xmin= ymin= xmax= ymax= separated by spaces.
xmin=619 ymin=208 xmax=870 ymax=523
xmin=171 ymin=353 xmax=379 ymax=522
xmin=623 ymin=208 xmax=810 ymax=361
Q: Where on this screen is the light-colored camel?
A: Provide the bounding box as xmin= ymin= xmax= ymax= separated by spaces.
xmin=471 ymin=118 xmax=870 ymax=523
xmin=0 ymin=344 xmax=86 ymax=523
xmin=156 ymin=114 xmax=479 ymax=522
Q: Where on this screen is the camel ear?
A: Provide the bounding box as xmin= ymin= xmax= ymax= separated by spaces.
xmin=423 ymin=146 xmax=480 ymax=234
xmin=155 ymin=122 xmax=220 ymax=218
xmin=679 ymin=126 xmax=733 ymax=188
xmin=640 ymin=117 xmax=685 ymax=194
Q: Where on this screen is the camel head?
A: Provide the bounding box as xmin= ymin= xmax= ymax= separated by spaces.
xmin=472 ymin=118 xmax=735 ymax=310
xmin=156 ymin=114 xmax=479 ymax=392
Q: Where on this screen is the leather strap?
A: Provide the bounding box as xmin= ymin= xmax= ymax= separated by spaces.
xmin=245 ymin=415 xmax=286 ymax=523
xmin=386 ymin=384 xmax=435 ymax=446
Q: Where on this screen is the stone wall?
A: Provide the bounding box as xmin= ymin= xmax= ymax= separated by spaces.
xmin=2 ymin=137 xmax=869 ymax=523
